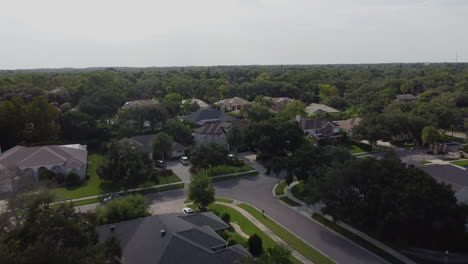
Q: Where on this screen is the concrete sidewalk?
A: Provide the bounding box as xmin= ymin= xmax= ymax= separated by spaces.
xmin=218 ymin=201 xmax=314 ymax=264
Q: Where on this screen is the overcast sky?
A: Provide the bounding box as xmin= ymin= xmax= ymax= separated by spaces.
xmin=1 ymin=0 xmax=467 ymax=69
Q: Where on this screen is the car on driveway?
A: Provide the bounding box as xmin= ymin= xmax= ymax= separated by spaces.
xmin=155 ymin=160 xmax=165 ymax=168
xmin=183 ymin=207 xmax=194 ymax=215
xmin=179 ymin=156 xmax=189 ymax=165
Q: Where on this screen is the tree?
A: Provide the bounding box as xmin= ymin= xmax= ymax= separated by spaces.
xmin=307 ymin=156 xmax=468 ymax=249
xmin=227 ymin=126 xmax=244 ymax=158
xmin=0 ymin=97 xmax=26 ymax=149
xmin=241 ymin=103 xmax=273 ymax=123
xmin=152 ymin=132 xmax=173 ymax=163
xmin=248 ymin=234 xmax=263 ymax=257
xmin=277 ymin=100 xmax=306 ymax=120
xmin=79 ymin=90 xmax=123 ymax=120
xmin=95 ymin=194 xmax=150 ymax=225
xmin=61 ymin=111 xmax=98 ymax=140
xmin=190 ymin=143 xmax=228 ymax=170
xmin=318 ymin=84 xmax=339 ymax=99
xmin=0 ymin=192 xmax=121 ymax=264
xmin=24 ymin=96 xmax=60 ymax=142
xmin=163 ymin=119 xmax=193 ymax=145
xmin=421 ymin=126 xmax=441 ymax=145
xmin=353 ymin=116 xmax=390 ymax=147
xmin=188 ymin=172 xmax=215 ymax=210
xmin=97 ymin=141 xmax=155 ymax=188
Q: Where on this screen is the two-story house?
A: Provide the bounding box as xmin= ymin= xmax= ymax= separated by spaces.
xmin=296 ymin=115 xmax=342 ymax=144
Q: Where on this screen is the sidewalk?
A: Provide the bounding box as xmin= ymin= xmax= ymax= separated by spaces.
xmin=218 ymin=201 xmax=314 ymax=264
xmin=280 ymin=182 xmax=416 ymax=264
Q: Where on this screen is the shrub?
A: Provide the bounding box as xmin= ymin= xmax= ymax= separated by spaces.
xmin=55 ymin=173 xmax=65 ymax=184
xmin=220 ymin=212 xmax=231 ymax=224
xmin=39 ymin=170 xmax=55 ymax=181
xmin=248 ymin=233 xmax=263 ymax=257
xmin=228 ymin=158 xmax=245 ymax=167
xmin=66 ymin=172 xmax=81 ymax=187
xmin=351 ymin=140 xmax=372 ymax=151
xmin=95 ymin=194 xmax=151 ymax=225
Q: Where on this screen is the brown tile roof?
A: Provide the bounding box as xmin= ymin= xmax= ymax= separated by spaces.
xmin=214 ymin=97 xmax=251 ymax=107
xmin=335 ymin=117 xmax=362 ymax=132
xmin=0 ymin=145 xmax=87 ymax=170
xmin=122 ymin=99 xmax=158 ymax=110
xmin=264 ymin=97 xmax=293 ymax=112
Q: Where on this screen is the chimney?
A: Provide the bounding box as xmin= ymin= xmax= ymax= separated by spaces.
xmin=295 ymin=115 xmax=301 ymax=123
xmin=160 ymin=230 xmax=166 ymax=237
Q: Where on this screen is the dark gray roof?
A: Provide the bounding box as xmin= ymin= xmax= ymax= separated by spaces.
xmin=421 ymin=165 xmax=468 ymax=192
xmin=181 ymin=109 xmax=237 ymax=126
xmin=297 ymin=116 xmax=338 ymax=130
xmin=97 ymin=212 xmax=249 ymax=264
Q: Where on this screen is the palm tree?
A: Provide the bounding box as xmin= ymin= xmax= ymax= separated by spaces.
xmin=227 ymin=126 xmax=244 ymax=158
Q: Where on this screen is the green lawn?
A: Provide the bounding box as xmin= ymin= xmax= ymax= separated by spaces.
xmin=279 ymin=196 xmax=301 ymax=206
xmin=347 ymin=145 xmax=366 ymax=154
xmin=54 ymin=154 xmax=182 ymax=200
xmin=197 ymin=203 xmax=301 ymax=264
xmin=211 ymin=171 xmax=259 ymax=182
xmin=202 ymin=165 xmax=254 ymax=177
xmin=291 ymin=183 xmax=306 ymax=201
xmin=275 ymin=181 xmax=287 ymax=195
xmin=238 ymin=203 xmax=335 ymax=264
xmin=312 ymin=213 xmax=405 ymax=264
xmin=450 ymin=160 xmax=468 ymax=167
xmin=70 ymin=197 xmax=102 ymax=206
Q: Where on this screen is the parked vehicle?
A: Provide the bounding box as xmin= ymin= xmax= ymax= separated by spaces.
xmin=155 ymin=160 xmax=165 ymax=168
xmin=183 ymin=207 xmax=194 ymax=215
xmin=179 ymin=156 xmax=189 ymax=165
xmin=101 ymin=192 xmax=125 ymax=204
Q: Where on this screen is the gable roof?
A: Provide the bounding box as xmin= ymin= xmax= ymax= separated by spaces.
xmin=296 ymin=116 xmax=338 ymax=130
xmin=182 ymin=99 xmax=210 ymax=109
xmin=396 ymin=94 xmax=417 ymax=101
xmin=181 ymin=108 xmax=237 ymax=126
xmin=305 ymin=103 xmax=340 ymax=114
xmin=97 ymin=212 xmax=249 ymax=264
xmin=264 ymin=97 xmax=294 ymax=112
xmin=335 ymin=117 xmax=362 ymax=132
xmin=122 ymin=99 xmax=158 ymax=110
xmin=0 ymin=145 xmax=87 ymax=170
xmin=214 ymin=97 xmax=251 ymax=107
xmin=194 ymin=122 xmax=232 ymax=135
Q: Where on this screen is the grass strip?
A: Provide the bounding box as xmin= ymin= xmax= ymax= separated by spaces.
xmin=279 ymin=196 xmax=301 ymax=206
xmin=71 ymin=197 xmax=102 ymax=206
xmin=238 ymin=203 xmax=335 ymax=264
xmin=211 ymin=171 xmax=259 ymax=182
xmin=275 ymin=181 xmax=287 ymax=195
xmin=190 ymin=203 xmax=301 ymax=264
xmin=312 ymin=213 xmax=405 ymax=264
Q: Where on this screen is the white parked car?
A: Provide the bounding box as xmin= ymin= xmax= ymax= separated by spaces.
xmin=183 ymin=207 xmax=194 ymax=215
xmin=179 ymin=156 xmax=189 ymax=165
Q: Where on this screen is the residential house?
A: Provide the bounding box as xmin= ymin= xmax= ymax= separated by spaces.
xmin=296 ymin=115 xmax=342 ymax=143
xmin=181 ymin=98 xmax=210 ymax=109
xmin=305 ymin=103 xmax=340 ymax=115
xmin=120 ymin=134 xmax=187 ymax=160
xmin=264 ymin=96 xmax=293 ymax=112
xmin=97 ymin=212 xmax=250 ymax=264
xmin=392 ymin=131 xmax=414 ymax=142
xmin=181 ymin=108 xmax=237 ymax=126
xmin=421 ymin=165 xmax=468 ymax=205
xmin=193 ymin=120 xmax=246 ymax=149
xmin=335 ymin=117 xmax=362 ymax=137
xmin=396 ymin=94 xmax=417 ymax=102
xmin=122 ymin=99 xmax=159 ymax=110
xmin=214 ymin=97 xmax=251 ymax=112
xmin=0 ymin=144 xmax=88 ymax=192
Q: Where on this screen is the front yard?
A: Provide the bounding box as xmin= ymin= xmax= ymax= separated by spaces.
xmin=450 ymin=159 xmax=468 ymax=167
xmin=200 ymin=164 xmax=254 ymax=177
xmin=54 ymin=154 xmax=181 ymax=200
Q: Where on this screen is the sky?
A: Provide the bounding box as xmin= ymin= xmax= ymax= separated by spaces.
xmin=1 ymin=0 xmax=467 ymax=69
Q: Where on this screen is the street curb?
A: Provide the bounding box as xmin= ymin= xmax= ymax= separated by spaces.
xmin=234 ymin=200 xmax=338 ymax=264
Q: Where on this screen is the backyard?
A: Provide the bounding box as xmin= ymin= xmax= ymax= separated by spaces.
xmin=54 ymin=154 xmax=181 ymax=200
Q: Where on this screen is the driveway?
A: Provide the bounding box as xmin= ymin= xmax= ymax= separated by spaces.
xmin=166 ymin=160 xmax=191 ymax=182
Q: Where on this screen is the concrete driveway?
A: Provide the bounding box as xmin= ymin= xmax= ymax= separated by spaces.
xmin=166 ymin=160 xmax=191 ymax=182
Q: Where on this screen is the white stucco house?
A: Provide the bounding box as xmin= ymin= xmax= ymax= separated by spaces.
xmin=0 ymin=144 xmax=88 ymax=192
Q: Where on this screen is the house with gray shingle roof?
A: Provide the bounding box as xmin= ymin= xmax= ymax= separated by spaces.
xmin=97 ymin=212 xmax=250 ymax=264
xmin=0 ymin=144 xmax=87 ymax=192
xmin=296 ymin=115 xmax=342 ymax=144
xmin=193 ymin=120 xmax=247 ymax=149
